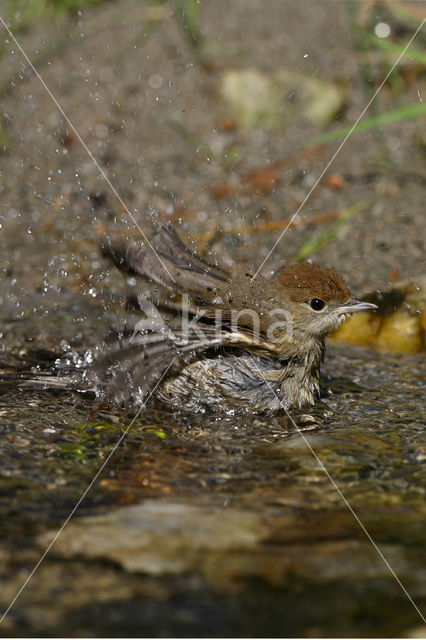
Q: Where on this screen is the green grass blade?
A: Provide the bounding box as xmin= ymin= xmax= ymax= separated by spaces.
xmin=166 ymin=117 xmax=215 ymax=161
xmin=174 ymin=0 xmax=202 ymax=47
xmin=363 ymin=32 xmax=426 ymax=66
xmin=294 ymin=201 xmax=371 ymax=263
xmin=313 ymin=102 xmax=426 ymax=144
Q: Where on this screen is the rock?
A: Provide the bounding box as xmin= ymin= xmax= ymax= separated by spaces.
xmin=38 ymin=500 xmax=269 ymax=575
xmin=219 ymin=68 xmax=346 ymax=131
xmin=37 ymin=500 xmax=418 ymax=590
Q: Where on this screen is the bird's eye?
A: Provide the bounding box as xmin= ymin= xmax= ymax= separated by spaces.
xmin=309 ymin=298 xmax=326 ymax=311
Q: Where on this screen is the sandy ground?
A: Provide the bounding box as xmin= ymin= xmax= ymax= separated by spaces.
xmin=0 ymin=0 xmax=425 ymax=312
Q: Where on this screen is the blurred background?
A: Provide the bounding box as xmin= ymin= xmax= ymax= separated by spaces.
xmin=0 ymin=1 xmax=425 ymax=637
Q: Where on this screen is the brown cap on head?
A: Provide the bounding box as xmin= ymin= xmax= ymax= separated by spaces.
xmin=276 ymin=261 xmax=351 ymax=303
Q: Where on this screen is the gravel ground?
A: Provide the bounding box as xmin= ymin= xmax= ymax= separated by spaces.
xmin=0 ymin=0 xmax=425 ymax=311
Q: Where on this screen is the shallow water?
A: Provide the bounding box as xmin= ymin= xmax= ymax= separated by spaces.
xmin=0 ymin=294 xmax=425 ymax=636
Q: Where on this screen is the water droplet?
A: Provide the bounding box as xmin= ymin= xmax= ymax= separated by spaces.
xmin=375 ymin=22 xmax=391 ymax=38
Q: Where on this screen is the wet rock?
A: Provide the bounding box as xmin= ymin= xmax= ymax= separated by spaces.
xmin=37 ymin=500 xmax=425 ymax=593
xmin=38 ymin=501 xmax=270 ymax=575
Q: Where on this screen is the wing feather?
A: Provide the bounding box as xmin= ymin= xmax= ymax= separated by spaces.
xmin=101 ymin=222 xmax=228 ymax=303
xmin=90 ymin=320 xmax=277 ymax=407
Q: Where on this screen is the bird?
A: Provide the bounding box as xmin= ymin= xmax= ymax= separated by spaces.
xmin=91 ymin=222 xmax=377 ymax=415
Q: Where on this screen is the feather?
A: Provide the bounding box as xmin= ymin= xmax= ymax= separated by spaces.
xmin=90 ymin=318 xmax=277 ymax=407
xmin=276 ymin=262 xmax=350 ymax=302
xmin=101 ymin=222 xmax=228 ymax=303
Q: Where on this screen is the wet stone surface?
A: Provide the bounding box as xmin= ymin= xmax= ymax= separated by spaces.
xmin=0 ymin=334 xmax=425 ymax=636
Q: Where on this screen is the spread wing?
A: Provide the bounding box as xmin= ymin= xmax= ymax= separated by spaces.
xmin=89 ymin=321 xmax=276 ymax=408
xmin=97 ymin=223 xmax=281 ymax=406
xmin=101 ymin=222 xmax=228 ymax=304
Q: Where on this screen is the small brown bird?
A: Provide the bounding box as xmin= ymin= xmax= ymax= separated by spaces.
xmin=93 ymin=223 xmax=376 ymax=414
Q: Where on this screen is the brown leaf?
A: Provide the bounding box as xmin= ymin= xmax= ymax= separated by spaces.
xmin=242 ymin=168 xmax=281 ymax=192
xmin=211 ymin=184 xmax=238 ymax=200
xmin=325 ymin=172 xmax=345 ymax=190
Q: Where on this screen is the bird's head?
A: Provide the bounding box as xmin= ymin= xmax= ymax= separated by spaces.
xmin=274 ymin=261 xmax=377 ymax=340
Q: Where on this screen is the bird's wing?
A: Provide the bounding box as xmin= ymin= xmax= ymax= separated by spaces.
xmin=89 ymin=321 xmax=275 ymax=407
xmin=101 ymin=222 xmax=229 ymax=303
xmin=102 ymin=223 xmax=280 ymax=339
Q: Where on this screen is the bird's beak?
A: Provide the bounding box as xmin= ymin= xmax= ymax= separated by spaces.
xmin=337 ymin=299 xmax=378 ymax=315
